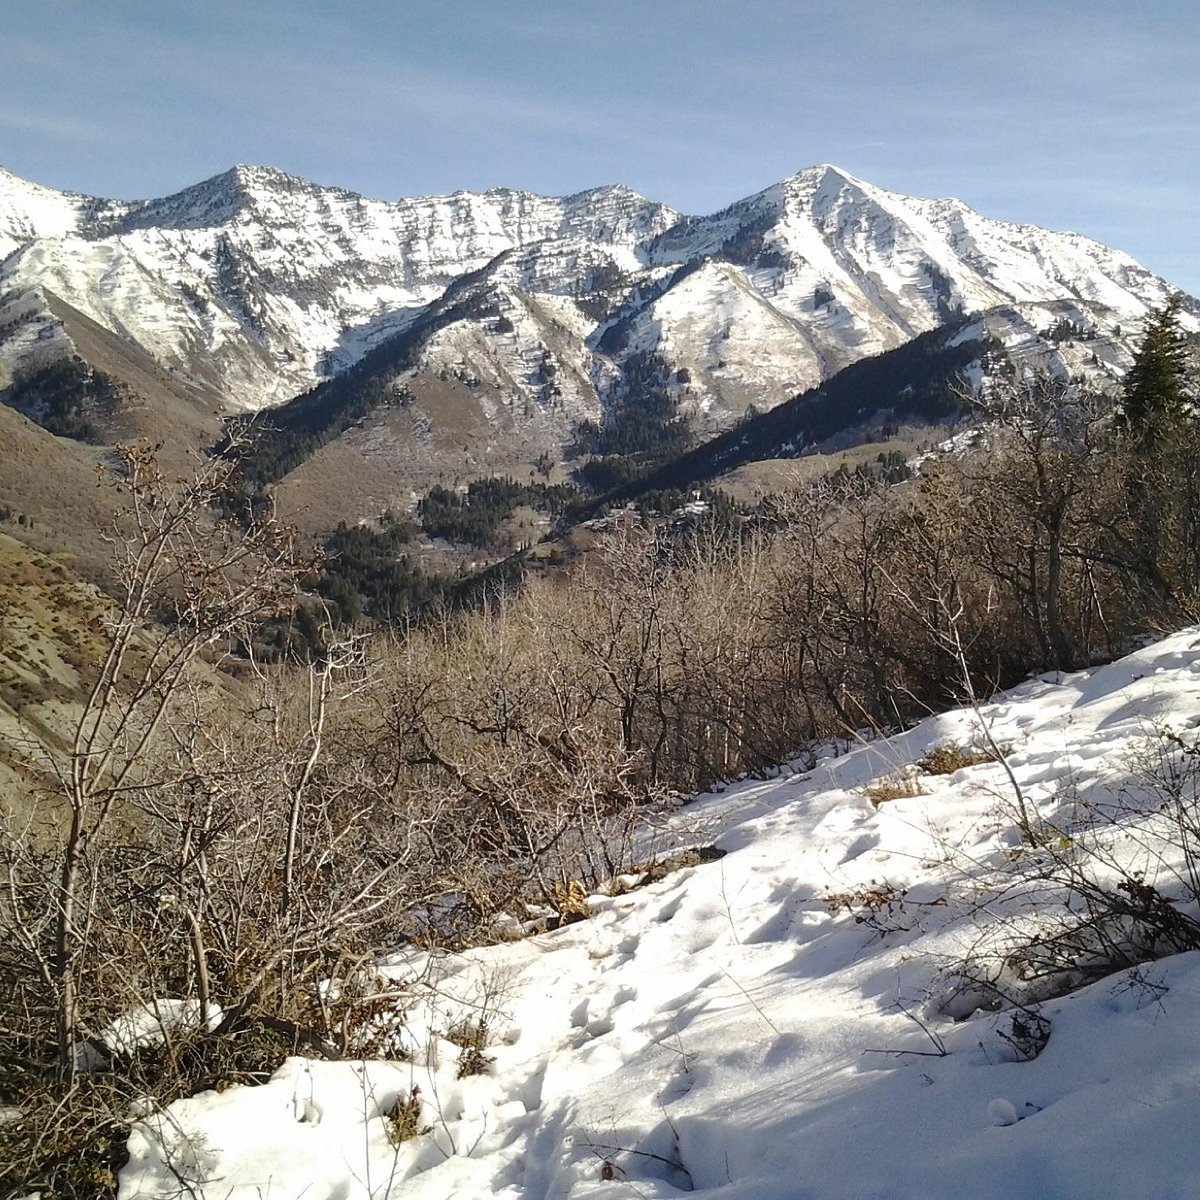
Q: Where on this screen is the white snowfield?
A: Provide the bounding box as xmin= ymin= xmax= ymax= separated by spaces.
xmin=120 ymin=628 xmax=1200 ymax=1199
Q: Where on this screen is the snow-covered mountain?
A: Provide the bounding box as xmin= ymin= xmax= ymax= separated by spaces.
xmin=0 ymin=162 xmax=1187 ymax=426
xmin=0 ymin=165 xmax=678 ymax=409
xmin=623 ymin=164 xmax=1187 ymax=417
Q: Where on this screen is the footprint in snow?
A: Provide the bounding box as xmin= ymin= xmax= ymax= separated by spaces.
xmin=745 ymin=903 xmax=796 ymax=945
xmin=585 ymin=1013 xmax=616 ymax=1037
xmin=660 ymin=1072 xmax=695 ymax=1104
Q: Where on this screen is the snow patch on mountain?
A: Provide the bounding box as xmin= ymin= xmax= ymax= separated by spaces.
xmin=0 ymin=164 xmax=137 ymax=262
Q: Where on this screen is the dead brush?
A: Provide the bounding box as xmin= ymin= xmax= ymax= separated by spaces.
xmin=0 ymin=1070 xmax=130 ymax=1200
xmin=995 ymin=1007 xmax=1051 ymax=1062
xmin=917 ymin=743 xmax=998 ymax=776
xmin=825 ymin=883 xmax=911 ymax=933
xmin=550 ymin=879 xmax=591 ymax=923
xmin=863 ymin=769 xmax=926 ymax=808
xmin=443 ymin=1018 xmax=495 ymax=1078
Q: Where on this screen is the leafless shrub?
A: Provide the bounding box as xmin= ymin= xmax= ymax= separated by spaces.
xmin=825 ymin=883 xmax=911 ymax=933
xmin=995 ymin=1006 xmax=1051 ymax=1062
xmin=3 ymin=356 xmax=1198 ymax=1189
xmin=0 ymin=443 xmax=420 ymax=1193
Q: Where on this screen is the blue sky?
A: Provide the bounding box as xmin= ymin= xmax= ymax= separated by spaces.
xmin=2 ymin=0 xmax=1197 ymax=293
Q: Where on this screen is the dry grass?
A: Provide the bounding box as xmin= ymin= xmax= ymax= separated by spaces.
xmin=917 ymin=743 xmax=998 ymax=776
xmin=0 ymin=532 xmax=246 ymax=822
xmin=0 ymin=534 xmax=114 ymax=807
xmin=863 ymin=769 xmax=926 ymax=808
xmin=385 ymin=1086 xmax=428 ymax=1145
xmin=713 ymin=434 xmax=930 ymax=503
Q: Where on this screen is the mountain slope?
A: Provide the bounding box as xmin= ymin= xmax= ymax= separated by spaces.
xmin=119 ymin=625 xmax=1200 ymax=1200
xmin=2 ymin=162 xmax=1193 ymax=539
xmin=0 ymin=285 xmax=224 ymax=447
xmin=568 ymin=294 xmax=1153 ymax=510
xmin=0 ymin=399 xmax=125 ymax=576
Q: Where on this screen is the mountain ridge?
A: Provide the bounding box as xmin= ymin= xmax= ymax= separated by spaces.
xmin=1 ymin=160 xmax=1193 ymax=540
xmin=1 ymin=162 xmax=1186 ymax=385
xmin=0 ymin=162 xmax=681 ymax=409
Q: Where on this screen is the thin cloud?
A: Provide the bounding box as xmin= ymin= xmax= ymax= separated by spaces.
xmin=0 ymin=0 xmax=1194 ymax=292
xmin=0 ymin=111 xmax=115 ymax=145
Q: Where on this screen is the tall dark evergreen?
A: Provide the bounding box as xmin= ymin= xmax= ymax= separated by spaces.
xmin=1114 ymin=293 xmax=1200 ymax=598
xmin=1120 ymin=293 xmax=1189 ymax=448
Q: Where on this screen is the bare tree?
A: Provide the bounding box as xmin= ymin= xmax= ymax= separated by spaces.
xmin=0 ymin=444 xmax=426 ymax=1195
xmin=5 ymin=441 xmax=308 ymax=1081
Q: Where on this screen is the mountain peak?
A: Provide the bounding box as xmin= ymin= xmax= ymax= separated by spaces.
xmin=565 ymin=181 xmax=640 ymax=203
xmin=778 ymin=162 xmax=873 ymax=199
xmin=113 ymin=163 xmax=342 ymax=233
xmin=713 ymin=164 xmax=873 ymax=224
xmin=0 ymin=163 xmax=95 ymax=203
xmin=192 ymin=162 xmax=330 ymax=205
xmin=221 ymin=163 xmax=328 ymax=197
xmin=227 ymin=162 xmax=291 ymax=183
xmin=798 ymin=162 xmax=861 ymax=183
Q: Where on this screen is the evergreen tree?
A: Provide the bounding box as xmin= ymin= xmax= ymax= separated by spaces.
xmin=1120 ymin=294 xmax=1190 ymax=448
xmin=1114 ymin=293 xmax=1200 ymax=599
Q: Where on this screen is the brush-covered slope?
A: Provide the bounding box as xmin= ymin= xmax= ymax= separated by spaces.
xmin=0 ymin=284 xmax=226 ymax=565
xmin=120 ymin=627 xmax=1200 ymax=1200
xmin=0 ymin=400 xmax=125 ymax=576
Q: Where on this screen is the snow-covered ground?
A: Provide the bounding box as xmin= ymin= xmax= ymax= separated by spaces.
xmin=120 ymin=628 xmax=1200 ymax=1199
